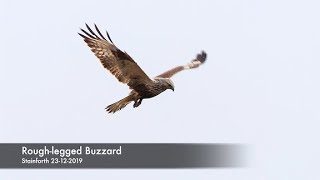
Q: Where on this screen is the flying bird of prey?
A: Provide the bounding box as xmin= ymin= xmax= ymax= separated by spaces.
xmin=79 ymin=24 xmax=207 ymax=113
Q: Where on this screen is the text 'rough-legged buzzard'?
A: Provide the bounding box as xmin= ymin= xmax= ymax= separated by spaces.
xmin=79 ymin=24 xmax=207 ymax=113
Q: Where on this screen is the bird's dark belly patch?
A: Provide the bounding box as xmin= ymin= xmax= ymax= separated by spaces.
xmin=138 ymin=89 xmax=158 ymax=98
xmin=133 ymin=85 xmax=157 ymax=99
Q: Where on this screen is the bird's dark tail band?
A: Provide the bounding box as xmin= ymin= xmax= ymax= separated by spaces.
xmin=106 ymin=95 xmax=135 ymax=113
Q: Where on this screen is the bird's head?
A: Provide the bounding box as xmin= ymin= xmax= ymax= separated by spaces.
xmin=164 ymin=78 xmax=175 ymax=91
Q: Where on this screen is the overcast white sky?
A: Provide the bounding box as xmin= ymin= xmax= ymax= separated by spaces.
xmin=1 ymin=0 xmax=320 ymax=179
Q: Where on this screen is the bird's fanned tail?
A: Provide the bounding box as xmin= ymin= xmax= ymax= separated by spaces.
xmin=106 ymin=95 xmax=135 ymax=113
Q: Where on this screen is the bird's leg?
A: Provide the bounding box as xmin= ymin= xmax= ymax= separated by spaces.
xmin=133 ymin=98 xmax=143 ymax=108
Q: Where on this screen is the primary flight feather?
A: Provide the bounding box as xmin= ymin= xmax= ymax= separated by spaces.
xmin=79 ymin=24 xmax=207 ymax=113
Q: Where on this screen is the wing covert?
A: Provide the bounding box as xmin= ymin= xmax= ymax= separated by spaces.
xmin=156 ymin=51 xmax=207 ymax=78
xmin=79 ymin=24 xmax=153 ymax=91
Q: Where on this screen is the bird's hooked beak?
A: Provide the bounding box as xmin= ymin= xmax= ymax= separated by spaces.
xmin=166 ymin=79 xmax=174 ymax=92
xmin=169 ymin=84 xmax=175 ymax=91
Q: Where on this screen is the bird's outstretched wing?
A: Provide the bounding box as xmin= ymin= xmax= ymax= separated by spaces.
xmin=156 ymin=51 xmax=207 ymax=78
xmin=78 ymin=24 xmax=153 ymax=91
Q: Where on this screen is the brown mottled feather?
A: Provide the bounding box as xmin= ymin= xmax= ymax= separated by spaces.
xmin=157 ymin=51 xmax=207 ymax=78
xmin=78 ymin=24 xmax=153 ymax=93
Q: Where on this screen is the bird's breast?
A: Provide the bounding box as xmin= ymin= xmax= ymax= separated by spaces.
xmin=133 ymin=83 xmax=167 ymax=99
